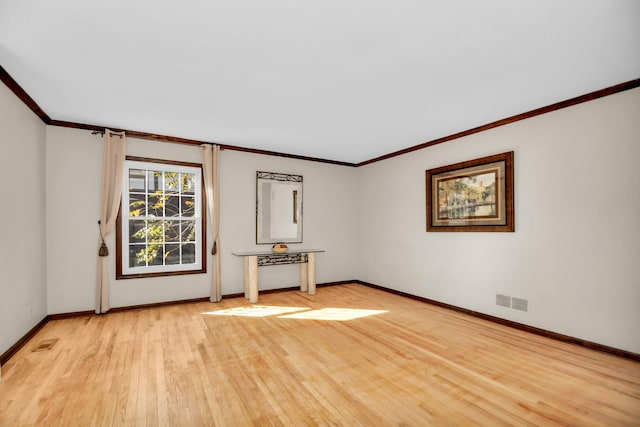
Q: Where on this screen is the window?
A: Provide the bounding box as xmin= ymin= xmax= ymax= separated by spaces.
xmin=116 ymin=158 xmax=206 ymax=278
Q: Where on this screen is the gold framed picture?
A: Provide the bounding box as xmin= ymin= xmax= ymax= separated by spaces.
xmin=426 ymin=151 xmax=514 ymax=232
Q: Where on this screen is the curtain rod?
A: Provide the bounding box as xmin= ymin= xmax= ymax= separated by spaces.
xmin=91 ymin=130 xmax=125 ymax=138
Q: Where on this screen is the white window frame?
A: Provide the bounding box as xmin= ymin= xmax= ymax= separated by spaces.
xmin=118 ymin=158 xmax=204 ymax=278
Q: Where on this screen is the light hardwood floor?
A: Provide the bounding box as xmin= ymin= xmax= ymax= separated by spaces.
xmin=1 ymin=283 xmax=639 ymax=426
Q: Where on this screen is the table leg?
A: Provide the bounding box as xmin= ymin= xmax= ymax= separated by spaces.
xmin=248 ymin=255 xmax=259 ymax=303
xmin=243 ymin=256 xmax=250 ymax=300
xmin=308 ymin=252 xmax=316 ymax=295
xmin=300 ymin=261 xmax=308 ymax=292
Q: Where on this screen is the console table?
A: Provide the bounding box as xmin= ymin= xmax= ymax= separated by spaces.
xmin=231 ymin=249 xmax=325 ymax=303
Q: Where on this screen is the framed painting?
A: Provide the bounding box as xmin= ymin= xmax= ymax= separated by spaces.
xmin=426 ymin=151 xmax=514 ymax=232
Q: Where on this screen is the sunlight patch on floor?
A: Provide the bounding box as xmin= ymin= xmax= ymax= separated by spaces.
xmin=202 ymin=306 xmax=387 ymax=321
xmin=202 ymin=306 xmax=307 ymax=317
xmin=280 ymin=308 xmax=388 ymax=321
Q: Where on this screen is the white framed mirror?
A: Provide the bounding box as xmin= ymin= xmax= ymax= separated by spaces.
xmin=256 ymin=171 xmax=303 ymax=244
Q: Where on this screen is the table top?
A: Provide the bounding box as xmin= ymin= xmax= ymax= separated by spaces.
xmin=232 ymin=248 xmax=325 ymax=257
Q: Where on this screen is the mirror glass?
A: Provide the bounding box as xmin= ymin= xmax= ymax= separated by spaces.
xmin=256 ymin=171 xmax=303 ymax=244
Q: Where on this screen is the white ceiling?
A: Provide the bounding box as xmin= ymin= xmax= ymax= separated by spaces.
xmin=1 ymin=1 xmax=639 ymax=164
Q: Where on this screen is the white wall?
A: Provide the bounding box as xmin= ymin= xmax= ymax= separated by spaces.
xmin=0 ymin=82 xmax=47 ymax=356
xmin=4 ymin=76 xmax=638 ymax=355
xmin=45 ymin=129 xmax=359 ymax=314
xmin=45 ymin=127 xmax=103 ymax=313
xmin=220 ymin=150 xmax=359 ymax=292
xmin=357 ymin=87 xmax=640 ymax=353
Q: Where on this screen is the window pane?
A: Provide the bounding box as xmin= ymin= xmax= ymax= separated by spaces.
xmin=147 ymin=220 xmax=164 ymax=242
xmin=164 ymin=172 xmax=180 ymax=193
xmin=148 ymin=171 xmax=162 ymax=193
xmin=165 ymin=221 xmax=181 ymax=243
xmin=129 ymin=169 xmax=146 ymax=192
xmin=129 ymin=244 xmax=147 ymax=268
xmin=181 ymin=196 xmax=195 ymax=217
xmin=148 ymin=244 xmax=164 ymax=266
xmin=182 ymin=173 xmax=196 ymax=195
xmin=129 ymin=193 xmax=147 ymax=217
xmin=165 ymin=195 xmax=180 ymax=217
xmin=182 ymin=220 xmax=196 ymax=242
xmin=182 ymin=243 xmax=196 ymax=264
xmin=148 ymin=195 xmax=164 ymax=217
xmin=165 ymin=244 xmax=181 ymax=265
xmin=129 ymin=220 xmax=146 ymax=243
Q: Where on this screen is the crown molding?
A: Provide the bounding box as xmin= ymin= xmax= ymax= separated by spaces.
xmin=2 ymin=64 xmax=638 ymax=167
xmin=357 ymin=77 xmax=640 ymax=166
xmin=0 ymin=64 xmax=51 ymax=124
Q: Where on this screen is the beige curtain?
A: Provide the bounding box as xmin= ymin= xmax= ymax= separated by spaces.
xmin=96 ymin=129 xmax=127 ymax=314
xmin=202 ymin=144 xmax=222 ymax=302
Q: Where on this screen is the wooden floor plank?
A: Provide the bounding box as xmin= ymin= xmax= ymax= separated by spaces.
xmin=0 ymin=283 xmax=638 ymax=426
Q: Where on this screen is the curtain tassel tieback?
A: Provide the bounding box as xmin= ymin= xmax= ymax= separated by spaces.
xmin=98 ymin=220 xmax=109 ymax=257
xmin=211 ymin=241 xmax=217 ymax=255
xmin=99 ymin=240 xmax=109 ymax=257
